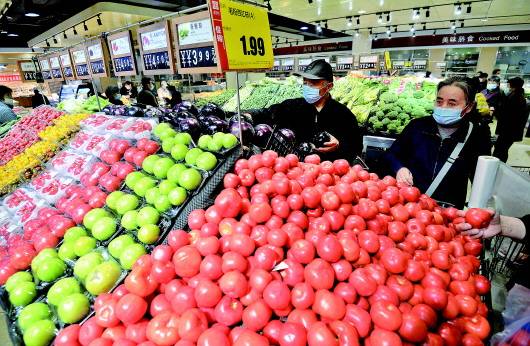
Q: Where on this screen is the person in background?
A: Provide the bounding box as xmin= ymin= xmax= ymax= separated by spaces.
xmin=477 ymin=72 xmax=488 ymax=91
xmin=137 ymin=77 xmax=158 ymax=108
xmin=493 ymin=77 xmax=529 ymax=162
xmin=492 ymin=68 xmax=501 ymax=77
xmin=105 ymin=86 xmax=124 ymax=106
xmin=457 ymin=212 xmax=530 ymax=289
xmin=157 ymin=81 xmax=171 ymax=104
xmin=31 ymin=88 xmax=49 ymax=108
xmin=120 ymin=81 xmax=138 ymax=98
xmin=0 ymin=85 xmax=17 ymax=124
xmin=247 ymin=59 xmax=362 ymax=162
xmin=482 ymin=76 xmax=505 ymax=120
xmin=425 ymin=71 xmax=432 ymax=78
xmin=165 ymin=85 xmax=182 ymax=108
xmin=383 ymin=76 xmax=491 ymax=208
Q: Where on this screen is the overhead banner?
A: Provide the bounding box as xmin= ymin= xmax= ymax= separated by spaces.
xmin=274 ymin=41 xmax=353 ymax=56
xmin=138 ymin=21 xmax=175 ymax=75
xmin=0 ymin=74 xmax=22 ymax=82
xmin=108 ymin=30 xmax=138 ymax=77
xmin=18 ymin=61 xmax=37 ymax=82
xmin=38 ymin=56 xmax=52 ymax=80
xmin=172 ymin=11 xmax=220 ymax=74
xmin=59 ymin=51 xmax=75 ymax=80
xmin=86 ymin=38 xmax=109 ymax=78
xmin=70 ymin=44 xmax=91 ymax=79
xmin=208 ymin=0 xmax=274 ymax=71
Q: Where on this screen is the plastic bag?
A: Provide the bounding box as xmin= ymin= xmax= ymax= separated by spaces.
xmin=491 ymin=284 xmax=530 ymax=345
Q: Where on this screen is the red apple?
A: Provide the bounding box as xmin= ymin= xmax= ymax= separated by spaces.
xmin=99 ymin=173 xmax=122 ymax=192
xmin=100 ymin=150 xmax=122 ymax=165
xmin=48 ymin=215 xmax=76 ymax=237
xmin=133 ymin=150 xmax=148 ymax=167
xmin=143 ymin=140 xmax=160 ymax=154
xmin=89 ymin=191 xmax=108 ymax=209
xmin=91 ymin=162 xmax=110 ymax=177
xmin=124 ymin=147 xmax=139 ymax=163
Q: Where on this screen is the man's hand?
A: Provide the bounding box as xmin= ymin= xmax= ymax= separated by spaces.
xmin=315 ymin=134 xmax=339 ymax=153
xmin=396 ymin=167 xmax=414 ymax=186
xmin=457 ymin=211 xmax=501 ymax=239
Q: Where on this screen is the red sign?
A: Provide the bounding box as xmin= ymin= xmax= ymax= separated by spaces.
xmin=209 ymin=0 xmax=229 ymax=70
xmin=274 ymin=42 xmax=353 ymax=56
xmin=0 ymin=74 xmax=22 ymax=82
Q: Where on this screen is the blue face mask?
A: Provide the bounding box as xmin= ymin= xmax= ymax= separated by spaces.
xmin=303 ymin=84 xmax=325 ymax=104
xmin=432 ymin=107 xmax=464 ymax=126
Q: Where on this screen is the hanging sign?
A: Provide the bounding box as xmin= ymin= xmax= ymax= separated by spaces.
xmin=336 ymin=56 xmax=353 ymax=71
xmin=0 ymin=74 xmax=22 ymax=82
xmin=138 ymin=21 xmax=175 ymax=75
xmin=49 ymin=55 xmax=63 ymax=80
xmin=280 ymin=58 xmax=294 ymax=71
xmin=208 ymin=0 xmax=274 ymax=71
xmin=86 ymin=39 xmax=109 ymax=77
xmin=18 ymin=61 xmax=37 ymax=82
xmin=38 ymin=56 xmax=52 ymax=80
xmin=172 ymin=11 xmax=220 ymax=74
xmin=392 ymin=60 xmax=405 ymax=70
xmin=297 ymin=58 xmax=312 ymax=71
xmin=108 ymin=30 xmax=138 ymax=77
xmin=59 ymin=51 xmax=75 ymax=80
xmin=70 ymin=44 xmax=91 ymax=79
xmin=359 ymin=55 xmax=379 ymax=70
xmin=413 ymin=60 xmax=428 ymax=70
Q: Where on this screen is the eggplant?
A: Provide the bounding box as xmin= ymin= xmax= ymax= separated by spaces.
xmin=297 ymin=142 xmax=315 ymax=156
xmin=278 ymin=128 xmax=296 ymax=144
xmin=127 ymin=106 xmax=144 ymax=117
xmin=312 ymin=131 xmax=331 ymax=147
xmin=229 ymin=120 xmax=255 ymax=144
xmin=253 ymin=124 xmax=273 ymax=147
xmin=199 ymin=103 xmax=226 ymax=120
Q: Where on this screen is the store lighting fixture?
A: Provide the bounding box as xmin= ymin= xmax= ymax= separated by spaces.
xmin=63 ymin=31 xmax=67 ymax=39
xmin=324 ymin=20 xmax=328 ymax=29
xmin=412 ymin=8 xmax=420 ymax=20
xmin=356 ymin=16 xmax=360 ymax=25
xmin=347 ymin=17 xmax=352 ymax=27
xmin=466 ymin=3 xmax=472 ymax=13
xmin=378 ymin=13 xmax=383 ymax=24
xmin=358 ymin=10 xmax=366 ymax=14
xmin=432 ymin=30 xmax=436 ymax=36
xmin=45 ymin=39 xmax=50 ymax=47
xmin=481 ymin=18 xmax=488 ymax=22
xmin=97 ymin=14 xmax=102 ymax=26
xmin=316 ymin=22 xmax=322 ymax=33
xmin=53 ymin=36 xmax=57 ymax=44
xmin=308 ymin=0 xmax=312 ymax=4
xmin=412 ymin=31 xmax=416 ymax=38
xmin=73 ymin=26 xmax=78 ymax=35
xmin=451 ymin=21 xmax=456 ymax=30
xmin=83 ymin=21 xmax=88 ymax=31
xmin=300 ymin=26 xmax=308 ymax=30
xmin=386 ymin=27 xmax=391 ymax=35
xmin=7 ymin=33 xmax=18 ymax=37
xmin=455 ymin=3 xmax=462 ymax=16
xmin=425 ymin=7 xmax=430 ymax=18
xmin=25 ymin=12 xmax=39 ymax=17
xmin=410 ymin=24 xmax=415 ymax=32
xmin=265 ymin=0 xmax=272 ymax=11
xmin=379 ymin=0 xmax=384 ymax=6
xmin=355 ymin=29 xmax=359 ymax=37
xmin=422 ymin=23 xmax=426 ymax=30
xmin=386 ymin=12 xmax=391 ymax=22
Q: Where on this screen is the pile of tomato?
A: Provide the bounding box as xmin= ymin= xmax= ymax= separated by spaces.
xmin=57 ymin=151 xmax=493 ymax=346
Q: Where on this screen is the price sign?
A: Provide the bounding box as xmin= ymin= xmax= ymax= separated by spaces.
xmin=49 ymin=55 xmax=64 ymax=80
xmin=179 ymin=46 xmax=217 ymax=68
xmin=280 ymin=58 xmax=294 ymax=71
xmin=271 ymin=60 xmax=280 ymax=71
xmin=393 ymin=60 xmax=405 ymax=70
xmin=359 ymin=55 xmax=379 ymax=70
xmin=107 ymin=30 xmax=138 ymax=76
xmin=86 ymin=38 xmax=109 ymax=77
xmin=138 ymin=21 xmax=175 ymax=75
xmin=413 ymin=59 xmax=428 ymax=70
xmin=209 ymin=0 xmax=273 ymax=71
xmin=18 ymin=61 xmax=37 ymax=82
xmin=70 ymin=45 xmax=91 ymax=79
xmin=336 ymin=56 xmax=353 ymax=71
xmin=297 ymin=58 xmax=312 ymax=71
xmin=38 ymin=56 xmax=52 ymax=80
xmin=59 ymin=51 xmax=75 ymax=80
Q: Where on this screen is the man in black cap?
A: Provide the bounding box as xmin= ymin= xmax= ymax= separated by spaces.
xmin=249 ymin=59 xmax=361 ymax=162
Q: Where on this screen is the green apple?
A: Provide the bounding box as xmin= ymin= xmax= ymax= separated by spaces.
xmin=85 ymin=261 xmax=122 ymax=295
xmin=57 ymin=293 xmax=89 ymax=323
xmin=91 ymin=217 xmax=117 ymax=241
xmin=31 ymin=249 xmax=58 ymax=273
xmin=120 ymin=244 xmax=147 ymax=270
xmin=185 ymin=148 xmax=203 ymax=165
xmin=106 ymin=191 xmax=125 ymax=210
xmin=58 ymin=241 xmax=77 ymax=261
xmin=158 ymin=179 xmax=177 ymax=195
xmin=9 ymin=281 xmax=36 ymax=307
xmin=133 ymin=177 xmax=156 ymax=197
xmin=18 ymin=302 xmax=51 ymax=332
xmin=212 ymin=132 xmax=225 ymax=142
xmin=74 ymin=252 xmax=103 ymax=282
xmin=207 ymin=140 xmax=222 ymax=152
xmin=174 ymin=132 xmax=192 ymax=145
xmin=154 ymin=123 xmax=171 ymax=137
xmin=5 ymin=271 xmax=33 ymax=293
xmin=35 ymin=257 xmax=66 ymax=282
xmin=195 ymin=152 xmax=218 ymax=171
xmin=74 ymin=236 xmax=97 ymax=257
xmin=142 ymin=155 xmax=161 ymax=174
xmin=159 ymin=128 xmax=177 ymax=141
xmin=137 ymin=206 xmax=160 ymax=226
xmin=145 ymin=187 xmax=161 ymax=204
xmin=170 ymin=143 xmax=188 ymax=161
xmin=168 ymin=187 xmax=187 ymax=206
xmin=116 ymin=194 xmax=139 ymax=215
xmin=179 ymin=168 xmax=203 ymax=190
xmin=23 ymin=319 xmax=55 ymax=346
xmin=108 ymin=234 xmax=136 ymax=259
xmin=121 ymin=210 xmax=139 ymax=231
xmin=138 ymin=224 xmax=160 ymax=244
xmin=125 ymin=171 xmax=146 ymax=189
xmin=47 ymin=277 xmax=81 ymax=306
xmin=198 ymin=135 xmax=212 ymax=149
xmin=63 ymin=226 xmax=87 ymax=243
xmin=161 ymin=138 xmax=176 ymax=153
xmin=212 ymin=136 xmax=224 ymax=149
xmin=153 ymin=157 xmax=175 ymax=179
xmin=154 ymin=195 xmax=171 ymax=212
xmin=83 ymin=208 xmax=111 ymax=230
xmin=222 ymin=133 xmax=238 ymax=149
xmin=167 ymin=163 xmax=187 ymax=183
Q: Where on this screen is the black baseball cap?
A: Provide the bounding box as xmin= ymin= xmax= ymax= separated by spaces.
xmin=294 ymin=59 xmax=333 ymax=82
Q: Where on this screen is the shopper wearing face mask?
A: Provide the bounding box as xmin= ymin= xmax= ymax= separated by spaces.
xmin=0 ymin=85 xmax=17 ymax=124
xmin=247 ymin=59 xmax=361 ymax=162
xmin=137 ymin=77 xmax=158 ymax=108
xmin=481 ymin=76 xmax=505 ymax=120
xmin=383 ymin=76 xmax=491 ymax=208
xmin=493 ymin=77 xmax=528 ymax=162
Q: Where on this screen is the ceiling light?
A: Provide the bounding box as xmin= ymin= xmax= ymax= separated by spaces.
xmin=412 ymin=8 xmax=420 ymax=20
xmin=466 ymin=3 xmax=472 ymax=13
xmin=356 ymin=16 xmax=360 ymax=25
xmin=73 ymin=26 xmax=78 ymax=35
xmin=425 ymin=7 xmax=430 ymax=18
xmin=316 ymin=22 xmax=322 ymax=33
xmin=379 ymin=0 xmax=384 ymax=6
xmin=410 ymin=24 xmax=415 ymax=32
xmin=378 ymin=13 xmax=383 ymax=24
xmin=324 ymin=20 xmax=328 ymax=29
xmin=46 ymin=39 xmax=50 ymax=47
xmin=455 ymin=3 xmax=462 ymax=15
xmin=347 ymin=17 xmax=352 ymax=27
xmin=7 ymin=33 xmax=18 ymax=37
xmin=461 ymin=20 xmax=464 ymax=28
xmin=432 ymin=30 xmax=436 ymax=36
xmin=422 ymin=23 xmax=426 ymax=30
xmin=481 ymin=18 xmax=488 ymax=22
xmin=412 ymin=31 xmax=416 ymax=38
xmin=53 ymin=36 xmax=58 ymax=44
xmin=358 ymin=10 xmax=366 ymax=14
xmin=265 ymin=0 xmax=272 ymax=11
xmin=451 ymin=21 xmax=456 ymax=30
xmin=83 ymin=21 xmax=88 ymax=31
xmin=63 ymin=31 xmax=67 ymax=39
xmin=386 ymin=27 xmax=391 ymax=35
xmin=97 ymin=14 xmax=102 ymax=26
xmin=25 ymin=12 xmax=39 ymax=17
xmin=300 ymin=26 xmax=308 ymax=30
xmin=355 ymin=29 xmax=359 ymax=37
xmin=386 ymin=12 xmax=391 ymax=22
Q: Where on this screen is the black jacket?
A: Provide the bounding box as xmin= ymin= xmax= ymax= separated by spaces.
xmin=251 ymin=97 xmax=362 ymax=163
xmin=509 ymin=214 xmax=530 ymax=289
xmin=482 ymin=88 xmax=505 ymax=120
xmin=496 ymin=90 xmax=528 ymax=141
xmin=137 ymin=89 xmax=158 ymax=108
xmin=383 ymin=116 xmax=491 ymax=208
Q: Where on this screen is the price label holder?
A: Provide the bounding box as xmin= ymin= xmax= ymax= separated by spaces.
xmin=138 ymin=21 xmax=175 ymax=75
xmin=59 ymin=50 xmax=75 ymax=80
xmin=38 ymin=56 xmax=53 ymax=81
xmin=297 ymin=58 xmax=312 ymax=71
xmin=413 ymin=59 xmax=428 ymax=70
xmin=280 ymin=58 xmax=294 ymax=72
xmin=172 ymin=11 xmax=220 ymax=74
xmin=107 ymin=30 xmax=138 ymax=77
xmin=18 ymin=60 xmax=37 ymax=82
xmin=208 ymin=0 xmax=274 ymax=71
xmin=70 ymin=44 xmax=91 ymax=79
xmin=336 ymin=56 xmax=353 ymax=71
xmin=86 ymin=38 xmax=110 ymax=78
xmin=358 ymin=54 xmax=379 ymax=70
xmin=49 ymin=54 xmax=64 ymax=81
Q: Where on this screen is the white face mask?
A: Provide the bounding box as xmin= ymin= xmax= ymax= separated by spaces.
xmin=486 ymin=83 xmax=498 ymax=91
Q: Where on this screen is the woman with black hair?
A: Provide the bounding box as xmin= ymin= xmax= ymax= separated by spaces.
xmin=165 ymin=85 xmax=182 ymax=108
xmin=383 ymin=76 xmax=492 ymax=208
xmin=105 ymin=86 xmax=124 ymax=106
xmin=493 ymin=77 xmax=528 ymax=162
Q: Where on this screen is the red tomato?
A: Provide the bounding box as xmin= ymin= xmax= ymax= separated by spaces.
xmin=387 ymin=275 xmax=414 ymax=302
xmin=431 ymin=250 xmax=451 ymax=270
xmin=313 ymin=289 xmax=346 ymax=320
xmin=242 ymin=300 xmax=272 ymax=332
xmin=388 ymin=221 xmax=407 ymax=242
xmin=438 ymin=322 xmax=462 ymax=346
xmin=116 ymin=293 xmax=148 ymax=325
xmin=54 ymin=325 xmax=81 ymax=346
xmin=338 ymin=236 xmax=360 ymax=262
xmin=455 ymin=294 xmax=478 ymax=316
xmin=380 ymin=248 xmax=408 ymax=274
xmin=173 ymin=246 xmax=201 ymax=278
xmin=442 ymin=293 xmax=459 ymax=320
xmin=400 ymin=186 xmax=421 ymax=202
xmin=358 ymin=230 xmax=380 ymax=254
xmin=368 ymin=329 xmax=403 ymax=346
xmin=349 ymin=268 xmax=377 ymax=297
xmin=79 ymin=317 xmax=104 ymax=345
xmin=398 ymin=312 xmax=428 ymax=343
xmin=307 ymin=322 xmax=339 ymax=346
xmin=474 ymin=274 xmax=491 ymax=296
xmin=465 ymin=208 xmax=492 ymax=229
xmin=263 ymin=280 xmax=290 ymax=310
xmin=422 ymin=287 xmax=448 ymax=310
xmin=194 ymin=280 xmax=222 ymax=308
xmin=464 ymin=315 xmax=490 ymax=340
xmin=316 ymin=235 xmax=343 ymax=262
xmin=219 ymin=271 xmax=248 ymax=298
xmin=279 ymin=322 xmax=307 ymax=346
xmin=391 ymin=205 xmax=410 ymax=222
xmin=304 ymin=258 xmax=335 ymax=290
xmin=178 ymin=308 xmax=208 ymax=342
xmin=357 ymin=199 xmax=378 ymax=220
xmin=146 ymin=312 xmax=180 ymax=346
xmin=344 ymin=215 xmax=366 ymax=231
xmin=370 ymin=301 xmax=402 ymax=331
xmin=126 ymin=320 xmax=149 ymax=343
xmin=197 ymin=328 xmax=230 ymax=346
xmin=329 ymin=320 xmax=360 ymax=346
